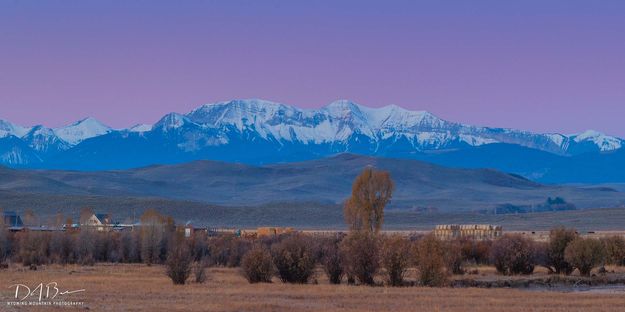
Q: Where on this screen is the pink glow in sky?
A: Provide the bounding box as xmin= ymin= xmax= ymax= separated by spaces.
xmin=1 ymin=1 xmax=624 ymax=136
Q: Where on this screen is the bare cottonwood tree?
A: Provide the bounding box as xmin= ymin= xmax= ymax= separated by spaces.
xmin=140 ymin=209 xmax=173 ymax=265
xmin=344 ymin=167 xmax=394 ymax=233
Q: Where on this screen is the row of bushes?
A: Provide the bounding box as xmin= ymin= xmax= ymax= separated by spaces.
xmin=240 ymin=232 xmax=493 ymax=286
xmin=1 ymin=227 xmax=624 ymax=286
xmin=240 ymin=229 xmax=625 ymax=286
xmin=0 ymin=228 xmax=252 ymax=267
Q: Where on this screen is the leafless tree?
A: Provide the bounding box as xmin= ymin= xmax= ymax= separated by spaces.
xmin=140 ymin=209 xmax=172 ymax=265
xmin=76 ymin=228 xmax=96 ymax=265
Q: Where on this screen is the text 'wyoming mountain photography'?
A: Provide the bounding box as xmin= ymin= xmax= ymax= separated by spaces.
xmin=1 ymin=1 xmax=625 ymax=311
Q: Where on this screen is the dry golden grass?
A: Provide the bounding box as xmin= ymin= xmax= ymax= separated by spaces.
xmin=1 ymin=264 xmax=624 ymax=312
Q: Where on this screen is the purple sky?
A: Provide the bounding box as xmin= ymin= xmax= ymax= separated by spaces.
xmin=1 ymin=1 xmax=624 ymax=136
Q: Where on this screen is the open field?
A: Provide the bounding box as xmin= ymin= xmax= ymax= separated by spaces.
xmin=1 ymin=264 xmax=625 ymax=312
xmin=3 ymin=187 xmax=625 ymax=231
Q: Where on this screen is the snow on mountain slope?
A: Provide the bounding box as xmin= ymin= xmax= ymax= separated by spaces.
xmin=23 ymin=126 xmax=71 ymax=153
xmin=0 ymin=99 xmax=622 ymax=168
xmin=571 ymin=130 xmax=622 ymax=151
xmin=185 ymin=99 xmax=480 ymax=147
xmin=0 ymin=120 xmax=30 ymax=138
xmin=154 ymin=113 xmax=195 ymax=132
xmin=185 ymin=99 xmax=563 ymax=151
xmin=53 ymin=117 xmax=113 ymax=145
xmin=129 ymin=124 xmax=153 ymax=132
xmin=184 ymin=99 xmax=624 ymax=154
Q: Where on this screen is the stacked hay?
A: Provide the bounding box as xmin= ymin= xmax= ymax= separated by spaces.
xmin=434 ymin=224 xmax=502 ymax=240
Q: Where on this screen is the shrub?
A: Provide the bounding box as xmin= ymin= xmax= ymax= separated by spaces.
xmin=380 ymin=235 xmax=412 ymax=286
xmin=190 ymin=232 xmax=210 ymax=262
xmin=209 ymin=236 xmax=251 ymax=267
xmin=49 ymin=232 xmax=76 ymax=264
xmin=460 ymin=238 xmax=492 ymax=265
xmin=340 ymin=231 xmax=379 ymax=285
xmin=0 ymin=225 xmax=10 ymax=263
xmin=193 ymin=258 xmax=209 ymax=284
xmin=18 ymin=232 xmax=49 ymax=266
xmin=76 ymin=229 xmax=96 ymax=265
xmin=564 ymin=237 xmax=606 ymax=276
xmin=119 ymin=230 xmax=142 ymax=263
xmin=165 ymin=237 xmax=193 ymax=285
xmin=445 ymin=239 xmax=465 ymax=275
xmin=544 ymin=227 xmax=577 ymax=275
xmin=320 ymin=236 xmax=344 ymax=284
xmin=415 ymin=234 xmax=448 ymax=286
xmin=271 ymin=234 xmax=316 ymax=284
xmin=140 ymin=209 xmax=173 ymax=265
xmin=601 ymin=236 xmax=625 ymax=266
xmin=241 ymin=245 xmax=274 ymax=283
xmin=491 ymin=234 xmax=536 ymax=275
xmin=94 ymin=232 xmax=121 ymax=263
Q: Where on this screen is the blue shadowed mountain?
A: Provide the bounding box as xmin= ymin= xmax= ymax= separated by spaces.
xmin=0 ymin=153 xmax=624 ymax=212
xmin=0 ymin=99 xmax=623 ymax=183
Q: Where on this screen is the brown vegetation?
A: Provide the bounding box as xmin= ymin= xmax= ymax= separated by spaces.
xmin=166 ymin=234 xmax=193 ymax=285
xmin=415 ymin=234 xmax=449 ymax=286
xmin=602 ymin=236 xmax=625 ymax=266
xmin=319 ymin=235 xmax=344 ymax=284
xmin=140 ymin=209 xmax=174 ymax=265
xmin=339 ymin=231 xmax=380 ymax=285
xmin=208 ymin=235 xmax=251 ymax=267
xmin=491 ymin=234 xmax=537 ymax=275
xmin=241 ymin=244 xmax=274 ymax=283
xmin=543 ymin=227 xmax=578 ymax=274
xmin=343 ymin=167 xmax=394 ymax=233
xmin=380 ymin=234 xmax=412 ymax=286
xmin=565 ymin=237 xmax=606 ymax=277
xmin=271 ymin=234 xmax=316 ymax=284
xmin=4 ymin=264 xmax=625 ymax=312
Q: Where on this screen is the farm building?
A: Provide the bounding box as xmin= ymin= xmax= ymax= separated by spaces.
xmin=2 ymin=211 xmax=24 ymax=231
xmin=81 ymin=213 xmax=114 ymax=231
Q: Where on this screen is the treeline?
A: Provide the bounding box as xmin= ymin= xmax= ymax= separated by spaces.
xmin=1 ymin=226 xmax=624 ymax=286
xmin=238 ymin=228 xmax=625 ymax=286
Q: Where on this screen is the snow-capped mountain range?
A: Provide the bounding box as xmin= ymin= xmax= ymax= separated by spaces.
xmin=0 ymin=99 xmax=622 ymax=176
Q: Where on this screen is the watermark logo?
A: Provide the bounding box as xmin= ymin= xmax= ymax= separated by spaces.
xmin=6 ymin=282 xmax=85 ymax=307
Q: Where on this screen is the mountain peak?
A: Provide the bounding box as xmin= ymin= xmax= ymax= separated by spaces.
xmin=572 ymin=130 xmax=622 ymax=151
xmin=72 ymin=117 xmax=108 ymax=127
xmin=54 ymin=117 xmax=112 ymax=145
xmin=26 ymin=125 xmax=54 ymax=136
xmin=575 ymin=129 xmax=605 ymax=139
xmin=154 ymin=113 xmax=193 ymax=131
xmin=193 ymin=99 xmax=286 ymax=112
xmin=323 ymin=99 xmax=364 ymax=111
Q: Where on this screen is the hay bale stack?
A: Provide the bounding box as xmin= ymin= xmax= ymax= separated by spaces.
xmin=434 ymin=224 xmax=503 ymax=240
